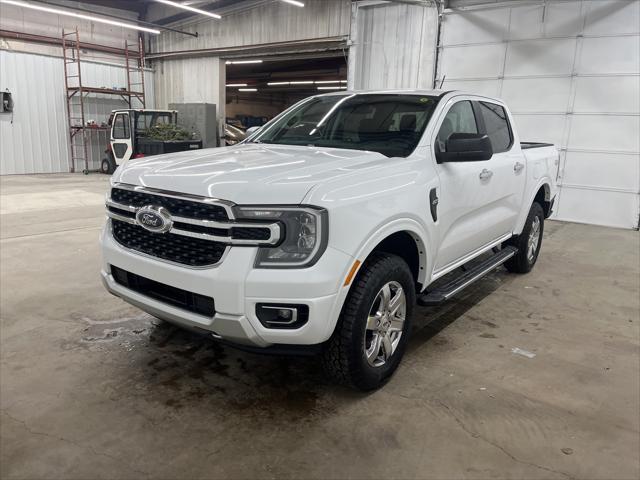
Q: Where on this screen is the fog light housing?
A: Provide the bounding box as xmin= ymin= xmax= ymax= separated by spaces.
xmin=256 ymin=303 xmax=309 ymax=329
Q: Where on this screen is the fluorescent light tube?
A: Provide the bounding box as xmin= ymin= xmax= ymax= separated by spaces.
xmin=317 ymin=86 xmax=347 ymax=90
xmin=1 ymin=0 xmax=161 ymax=34
xmin=226 ymin=60 xmax=263 ymax=65
xmin=238 ymin=88 xmax=257 ymax=92
xmin=290 ymin=81 xmax=313 ymax=85
xmin=315 ymin=80 xmax=342 ymax=84
xmin=281 ymin=0 xmax=304 ymax=6
xmin=154 ymin=0 xmax=221 ymax=19
xmin=226 ymin=83 xmax=248 ymax=87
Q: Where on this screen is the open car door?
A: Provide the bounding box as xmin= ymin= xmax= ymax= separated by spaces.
xmin=110 ymin=111 xmax=133 ymax=166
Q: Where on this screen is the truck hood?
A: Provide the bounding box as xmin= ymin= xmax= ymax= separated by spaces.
xmin=114 ymin=144 xmax=389 ymax=204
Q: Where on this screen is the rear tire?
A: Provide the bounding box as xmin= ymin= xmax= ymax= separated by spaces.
xmin=101 ymin=155 xmax=116 ymax=175
xmin=321 ymin=252 xmax=415 ymax=391
xmin=505 ymin=202 xmax=544 ymax=274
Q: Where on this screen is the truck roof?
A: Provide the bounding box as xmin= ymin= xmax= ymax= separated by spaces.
xmin=316 ymin=89 xmax=451 ymax=97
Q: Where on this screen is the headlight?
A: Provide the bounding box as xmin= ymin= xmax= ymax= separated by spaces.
xmin=233 ymin=206 xmax=328 ymax=268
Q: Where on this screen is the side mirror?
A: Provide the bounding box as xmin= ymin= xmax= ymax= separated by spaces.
xmin=246 ymin=126 xmax=262 ymax=136
xmin=436 ymin=133 xmax=493 ymax=163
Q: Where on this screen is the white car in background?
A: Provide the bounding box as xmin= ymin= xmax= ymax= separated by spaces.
xmin=101 ymin=90 xmax=558 ymax=390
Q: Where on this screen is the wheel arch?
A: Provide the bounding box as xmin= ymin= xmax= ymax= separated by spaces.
xmin=351 ymin=219 xmax=431 ymax=291
xmin=515 ymin=179 xmax=553 ymax=234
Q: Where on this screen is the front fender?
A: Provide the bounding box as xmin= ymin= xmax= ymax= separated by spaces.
xmin=351 ymin=218 xmax=433 ymax=288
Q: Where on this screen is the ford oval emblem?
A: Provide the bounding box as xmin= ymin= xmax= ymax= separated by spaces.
xmin=135 ymin=206 xmax=172 ymax=233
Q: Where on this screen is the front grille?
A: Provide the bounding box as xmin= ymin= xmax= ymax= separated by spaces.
xmin=112 ymin=220 xmax=226 ymax=267
xmin=110 ymin=265 xmax=215 ymax=317
xmin=111 ymin=187 xmax=229 ymax=221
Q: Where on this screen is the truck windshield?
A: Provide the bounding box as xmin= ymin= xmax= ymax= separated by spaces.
xmin=249 ymin=94 xmax=439 ymax=158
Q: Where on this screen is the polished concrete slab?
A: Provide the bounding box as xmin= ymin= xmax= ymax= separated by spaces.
xmin=1 ymin=174 xmax=639 ymax=479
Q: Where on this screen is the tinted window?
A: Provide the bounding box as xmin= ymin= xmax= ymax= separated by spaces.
xmin=113 ymin=114 xmax=130 ymax=139
xmin=436 ymin=101 xmax=478 ymax=152
xmin=478 ymin=101 xmax=512 ymax=153
xmin=251 ymin=94 xmax=439 ymax=158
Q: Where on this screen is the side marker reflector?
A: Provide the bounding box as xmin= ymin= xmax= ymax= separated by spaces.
xmin=343 ymin=260 xmax=361 ymax=286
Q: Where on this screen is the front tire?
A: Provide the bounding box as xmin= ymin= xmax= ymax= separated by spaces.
xmin=101 ymin=155 xmax=116 ymax=175
xmin=505 ymin=202 xmax=544 ymax=274
xmin=322 ymin=252 xmax=415 ymax=390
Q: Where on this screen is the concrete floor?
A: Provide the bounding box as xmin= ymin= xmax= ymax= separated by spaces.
xmin=1 ymin=173 xmax=638 ymax=480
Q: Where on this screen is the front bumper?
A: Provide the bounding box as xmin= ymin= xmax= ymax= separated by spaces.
xmin=100 ymin=223 xmax=354 ymax=348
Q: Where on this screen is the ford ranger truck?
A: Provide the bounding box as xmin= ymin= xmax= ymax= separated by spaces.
xmin=101 ymin=90 xmax=558 ymax=390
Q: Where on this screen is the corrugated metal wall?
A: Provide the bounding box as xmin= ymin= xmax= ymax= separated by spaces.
xmin=438 ymin=0 xmax=640 ymax=229
xmin=148 ymin=0 xmax=351 ymax=54
xmin=348 ymin=2 xmax=439 ymax=90
xmin=154 ymin=57 xmax=223 ymax=110
xmin=0 ymin=50 xmax=154 ymax=174
xmin=0 ymin=0 xmax=140 ymax=51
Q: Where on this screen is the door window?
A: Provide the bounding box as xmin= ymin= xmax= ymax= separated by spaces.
xmin=436 ymin=101 xmax=478 ymax=152
xmin=478 ymin=101 xmax=512 ymax=153
xmin=112 ymin=113 xmax=130 ymax=139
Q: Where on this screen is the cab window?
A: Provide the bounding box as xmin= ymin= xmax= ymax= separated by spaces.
xmin=478 ymin=101 xmax=512 ymax=153
xmin=436 ymin=101 xmax=478 ymax=152
xmin=112 ymin=113 xmax=130 ymax=139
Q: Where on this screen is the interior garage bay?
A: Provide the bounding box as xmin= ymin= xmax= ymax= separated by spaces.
xmin=0 ymin=1 xmax=638 ymax=479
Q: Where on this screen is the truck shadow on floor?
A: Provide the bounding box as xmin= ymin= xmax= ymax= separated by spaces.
xmin=112 ymin=269 xmax=510 ymax=420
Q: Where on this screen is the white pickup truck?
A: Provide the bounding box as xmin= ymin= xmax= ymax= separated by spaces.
xmin=101 ymin=90 xmax=558 ymax=390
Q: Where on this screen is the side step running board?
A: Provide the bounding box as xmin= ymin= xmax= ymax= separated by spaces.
xmin=418 ymin=246 xmax=517 ymax=306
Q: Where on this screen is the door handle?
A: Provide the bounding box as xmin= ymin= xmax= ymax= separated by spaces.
xmin=479 ymin=169 xmax=493 ymax=180
xmin=514 ymin=162 xmax=525 ymax=173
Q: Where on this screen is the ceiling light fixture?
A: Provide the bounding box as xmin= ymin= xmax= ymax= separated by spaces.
xmin=290 ymin=81 xmax=313 ymax=85
xmin=238 ymin=88 xmax=257 ymax=92
xmin=226 ymin=83 xmax=248 ymax=87
xmin=0 ymin=0 xmax=161 ymax=34
xmin=281 ymin=0 xmax=305 ymax=7
xmin=226 ymin=60 xmax=263 ymax=65
xmin=317 ymin=86 xmax=347 ymax=90
xmin=267 ymin=82 xmax=290 ymax=86
xmin=315 ymin=80 xmax=342 ymax=84
xmin=154 ymin=0 xmax=221 ymax=19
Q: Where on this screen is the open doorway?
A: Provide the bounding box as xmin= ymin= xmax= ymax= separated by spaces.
xmin=223 ymin=54 xmax=347 ymax=145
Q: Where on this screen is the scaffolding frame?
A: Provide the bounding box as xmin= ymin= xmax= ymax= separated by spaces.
xmin=62 ymin=28 xmax=146 ymax=173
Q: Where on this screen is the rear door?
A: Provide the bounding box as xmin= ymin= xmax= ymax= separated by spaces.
xmin=475 ymin=100 xmax=526 ymax=237
xmin=110 ymin=112 xmax=133 ymax=165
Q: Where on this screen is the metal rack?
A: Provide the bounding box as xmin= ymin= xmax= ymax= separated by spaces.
xmin=62 ymin=28 xmax=146 ymax=173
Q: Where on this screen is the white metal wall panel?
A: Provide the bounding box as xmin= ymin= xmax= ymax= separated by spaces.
xmin=504 ymin=38 xmax=577 ymax=77
xmin=154 ymin=57 xmax=224 ymax=110
xmin=501 ymin=77 xmax=572 ymax=112
xmin=0 ymin=50 xmax=154 ymax=174
xmin=439 ymin=0 xmax=640 ymax=229
xmin=441 ymin=44 xmax=506 ymax=79
xmin=348 ymin=2 xmax=439 ymax=90
xmin=0 ymin=50 xmax=69 ymax=175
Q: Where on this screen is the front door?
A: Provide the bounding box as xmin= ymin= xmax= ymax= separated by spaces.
xmin=431 ymin=98 xmax=502 ymax=273
xmin=110 ymin=112 xmax=133 ymax=166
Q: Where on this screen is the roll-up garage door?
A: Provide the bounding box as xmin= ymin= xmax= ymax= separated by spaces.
xmin=438 ymin=0 xmax=640 ymax=229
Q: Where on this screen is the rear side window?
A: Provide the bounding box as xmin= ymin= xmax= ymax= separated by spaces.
xmin=478 ymin=102 xmax=512 ymax=153
xmin=113 ymin=113 xmax=130 ymax=139
xmin=436 ymin=101 xmax=478 ymax=152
